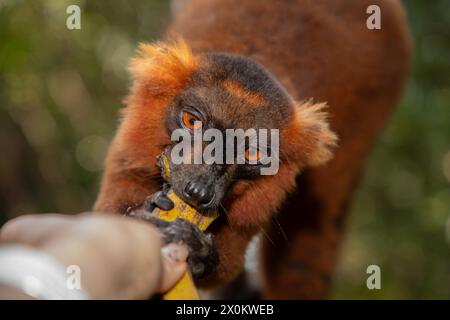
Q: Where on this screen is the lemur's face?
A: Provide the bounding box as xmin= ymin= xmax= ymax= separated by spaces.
xmin=122 ymin=40 xmax=336 ymax=221
xmin=164 ymin=54 xmax=293 ymax=211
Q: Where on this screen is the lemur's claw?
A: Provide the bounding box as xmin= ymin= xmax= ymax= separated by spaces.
xmin=143 ymin=188 xmax=174 ymax=212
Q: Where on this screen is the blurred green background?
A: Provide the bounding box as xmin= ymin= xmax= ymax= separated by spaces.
xmin=0 ymin=0 xmax=448 ymax=299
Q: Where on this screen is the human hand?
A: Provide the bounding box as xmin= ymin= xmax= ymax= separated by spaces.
xmin=0 ymin=213 xmax=188 ymax=299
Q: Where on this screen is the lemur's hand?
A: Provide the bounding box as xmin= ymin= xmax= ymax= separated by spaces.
xmin=159 ymin=218 xmax=218 ymax=280
xmin=129 ymin=210 xmax=219 ymax=280
xmin=143 ymin=183 xmax=174 ymax=212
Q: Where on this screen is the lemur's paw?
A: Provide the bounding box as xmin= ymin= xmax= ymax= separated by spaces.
xmin=143 ymin=184 xmax=174 ymax=212
xmin=159 ymin=218 xmax=218 ymax=279
xmin=128 ymin=211 xmax=218 ymax=279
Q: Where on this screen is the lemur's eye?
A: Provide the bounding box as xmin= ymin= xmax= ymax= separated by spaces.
xmin=244 ymin=147 xmax=263 ymax=162
xmin=182 ymin=111 xmax=202 ymax=130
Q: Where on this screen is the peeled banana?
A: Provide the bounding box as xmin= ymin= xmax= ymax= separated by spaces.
xmin=152 ymin=153 xmax=219 ymax=300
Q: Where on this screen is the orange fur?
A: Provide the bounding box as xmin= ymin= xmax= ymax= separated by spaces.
xmin=128 ymin=38 xmax=199 ymax=97
xmin=222 ymin=80 xmax=266 ymax=106
xmin=287 ymin=101 xmax=338 ymax=167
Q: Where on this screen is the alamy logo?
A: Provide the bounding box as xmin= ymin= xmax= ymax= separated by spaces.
xmin=366 ymin=264 xmax=381 ymax=290
xmin=66 ymin=265 xmax=82 ymax=290
xmin=66 ymin=5 xmax=81 ymax=30
xmin=170 ymin=122 xmax=280 ymax=175
xmin=366 ymin=5 xmax=381 ymax=30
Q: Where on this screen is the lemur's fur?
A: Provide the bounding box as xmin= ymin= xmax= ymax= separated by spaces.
xmin=95 ymin=0 xmax=411 ymax=298
xmin=95 ymin=39 xmax=337 ymax=284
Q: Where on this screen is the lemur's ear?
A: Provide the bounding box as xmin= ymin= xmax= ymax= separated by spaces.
xmin=128 ymin=38 xmax=198 ymax=96
xmin=285 ymin=100 xmax=338 ymax=167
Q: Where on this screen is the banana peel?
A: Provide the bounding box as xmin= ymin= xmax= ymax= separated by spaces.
xmin=152 ymin=153 xmax=219 ymax=300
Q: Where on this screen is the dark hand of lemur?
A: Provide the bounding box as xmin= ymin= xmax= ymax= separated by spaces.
xmin=129 ymin=208 xmax=218 ymax=280
xmin=130 ymin=172 xmax=219 ymax=280
xmin=94 ymin=39 xmax=337 ymax=287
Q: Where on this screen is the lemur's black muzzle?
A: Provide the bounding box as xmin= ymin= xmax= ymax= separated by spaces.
xmin=183 ymin=180 xmax=215 ymax=209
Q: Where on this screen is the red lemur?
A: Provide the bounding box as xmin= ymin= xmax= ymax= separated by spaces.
xmin=94 ymin=0 xmax=411 ymax=298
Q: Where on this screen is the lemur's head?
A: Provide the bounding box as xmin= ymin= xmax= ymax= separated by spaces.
xmin=118 ymin=39 xmax=336 ymax=225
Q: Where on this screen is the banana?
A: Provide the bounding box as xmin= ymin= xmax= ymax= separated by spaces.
xmin=152 ymin=190 xmax=219 ymax=232
xmin=152 ymin=153 xmax=219 ymax=300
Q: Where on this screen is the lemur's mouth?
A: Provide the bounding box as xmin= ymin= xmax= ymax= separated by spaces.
xmin=156 ymin=148 xmax=224 ymax=214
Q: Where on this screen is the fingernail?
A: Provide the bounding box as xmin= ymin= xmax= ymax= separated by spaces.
xmin=161 ymin=243 xmax=189 ymax=264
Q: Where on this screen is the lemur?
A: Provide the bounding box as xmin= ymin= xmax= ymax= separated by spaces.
xmin=95 ymin=0 xmax=411 ymax=298
xmin=95 ymin=39 xmax=337 ymax=283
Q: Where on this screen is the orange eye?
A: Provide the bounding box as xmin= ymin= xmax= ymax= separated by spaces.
xmin=182 ymin=111 xmax=202 ymax=130
xmin=244 ymin=147 xmax=263 ymax=162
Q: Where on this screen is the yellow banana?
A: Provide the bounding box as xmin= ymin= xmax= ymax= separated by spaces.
xmin=152 ymin=154 xmax=219 ymax=300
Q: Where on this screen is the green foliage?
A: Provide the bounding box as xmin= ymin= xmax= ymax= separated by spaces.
xmin=0 ymin=0 xmax=170 ymax=216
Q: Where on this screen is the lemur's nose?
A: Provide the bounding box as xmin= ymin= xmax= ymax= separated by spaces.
xmin=183 ymin=181 xmax=214 ymax=207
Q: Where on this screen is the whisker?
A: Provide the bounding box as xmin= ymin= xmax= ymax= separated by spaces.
xmin=247 ymin=183 xmax=282 ymax=247
xmin=219 ymin=203 xmax=233 ymax=230
xmin=255 ymin=220 xmax=275 ymax=247
xmin=272 ymin=216 xmax=288 ymax=242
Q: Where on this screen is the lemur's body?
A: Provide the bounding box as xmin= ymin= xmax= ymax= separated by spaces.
xmin=95 ymin=0 xmax=411 ymax=298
